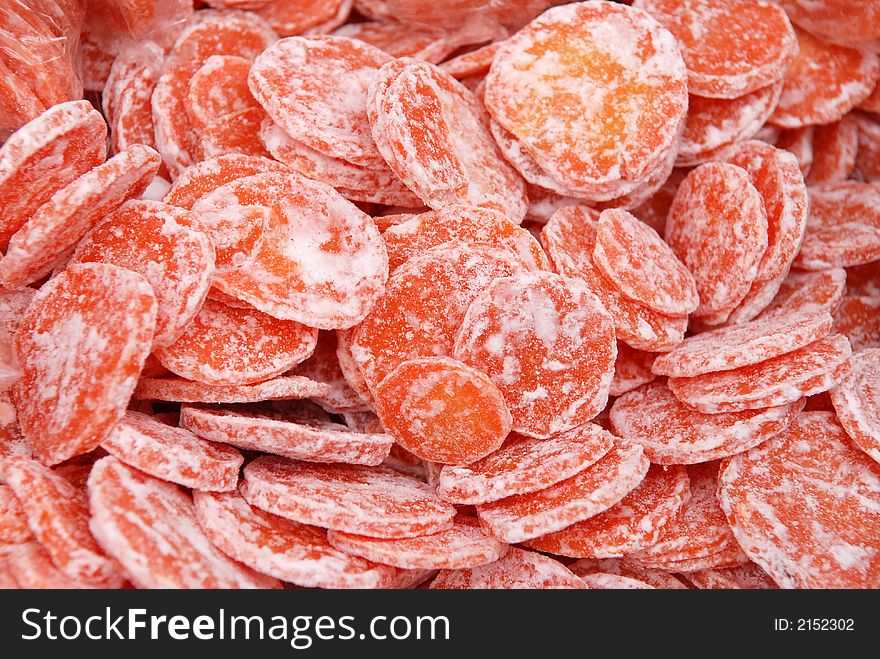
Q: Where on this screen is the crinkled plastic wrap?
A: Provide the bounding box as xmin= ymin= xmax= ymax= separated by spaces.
xmin=0 ymin=0 xmax=85 ymax=139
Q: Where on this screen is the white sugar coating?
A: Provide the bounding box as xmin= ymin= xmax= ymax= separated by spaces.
xmin=484 ymin=2 xmax=687 ymax=193
xmin=593 ymin=208 xmax=698 ymax=316
xmin=758 ymin=268 xmax=847 ymax=321
xmin=193 ymin=489 xmax=421 ymax=589
xmin=718 ymin=412 xmax=880 ymax=588
xmin=568 ymin=557 xmax=688 ymax=589
xmin=13 ymin=263 xmax=157 ymax=465
xmin=0 ymin=100 xmax=107 ymax=245
xmin=370 ymin=58 xmax=527 ymax=222
xmin=524 ymin=464 xmax=690 ymax=559
xmin=242 ymin=456 xmax=456 ymax=538
xmin=634 ymin=0 xmax=796 ymax=99
xmin=580 ymin=572 xmax=655 ymax=589
xmin=635 ymin=463 xmax=735 ymax=564
xmin=540 ymin=206 xmax=687 ymax=352
xmin=249 ymin=36 xmax=391 ymax=167
xmin=0 ymin=144 xmax=162 ymax=288
xmin=794 ymin=181 xmax=880 ymax=270
xmin=665 ymin=163 xmax=769 ymax=323
xmin=437 ymin=423 xmax=614 ymax=505
xmin=194 ymin=171 xmax=389 ymax=329
xmin=259 ymin=118 xmax=416 ymax=200
xmin=3 ymin=456 xmax=125 ymax=588
xmin=652 ymin=308 xmax=834 ymax=377
xmin=0 ymin=286 xmax=35 ymax=337
xmin=154 ymin=297 xmax=318 ymax=386
xmin=770 ymin=28 xmax=879 ymax=129
xmin=429 ymin=547 xmax=585 ymax=589
xmin=88 ymin=456 xmax=278 ymax=589
xmin=292 ymin=332 xmax=370 ymax=414
xmin=477 ymin=443 xmax=649 ymax=543
xmin=135 ymin=375 xmax=330 ymax=404
xmin=830 ymin=349 xmax=880 ymax=465
xmin=164 ymin=154 xmax=288 ymax=210
xmin=102 ymin=42 xmax=163 ymax=153
xmin=350 ymin=241 xmax=527 ymax=392
xmin=669 ymin=334 xmax=852 ymax=414
xmin=640 ymin=542 xmax=749 ymax=572
xmin=327 ymin=518 xmax=509 ymax=570
xmin=180 ymin=406 xmax=393 ymax=466
xmin=611 ymin=381 xmax=803 ymax=465
xmin=101 ymin=410 xmax=244 ymax=491
xmin=151 ymin=66 xmax=201 ymax=180
xmin=676 ymin=81 xmax=783 ymax=167
xmin=71 ymin=199 xmax=216 ymax=348
xmin=453 ymin=272 xmax=616 ymax=438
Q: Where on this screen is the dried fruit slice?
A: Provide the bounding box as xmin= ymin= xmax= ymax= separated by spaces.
xmin=242 ymin=456 xmax=456 ymax=538
xmin=718 ymin=412 xmax=880 ymax=588
xmin=610 ymin=343 xmax=657 ymax=397
xmin=652 ymin=309 xmax=833 ymax=377
xmin=250 ymin=36 xmax=391 ymax=168
xmin=685 ymin=562 xmax=778 ymax=589
xmin=634 ymin=0 xmax=796 ymax=99
xmin=668 ymin=334 xmax=852 ymax=413
xmin=192 ymin=171 xmax=389 ymax=329
xmin=88 ymin=456 xmax=278 ymax=589
xmin=155 ymin=298 xmax=317 ymax=386
xmin=453 ymin=272 xmax=616 ymax=438
xmin=164 ymin=154 xmax=287 ymax=210
xmin=429 ymin=547 xmax=584 ymax=589
xmin=199 ymin=107 xmax=270 ymax=159
xmin=757 ymin=268 xmax=846 ymax=320
xmin=778 ymin=0 xmax=880 ymax=47
xmin=382 ymin=205 xmax=549 ymax=272
xmin=525 ymin=464 xmax=689 ymax=559
xmin=569 ymin=557 xmax=688 ymax=589
xmin=830 ymin=349 xmax=880 ymax=464
xmin=722 ymin=140 xmax=808 ymax=288
xmin=4 ymin=541 xmax=94 ymax=589
xmin=334 ymin=20 xmax=452 ymax=62
xmin=0 ymin=100 xmax=106 ymax=250
xmin=249 ymin=0 xmax=351 ymax=37
xmin=187 ymin=55 xmax=260 ymax=130
xmin=180 ymin=406 xmax=393 ymax=466
xmin=328 ymin=517 xmax=508 ymax=570
xmin=806 ymin=115 xmax=859 ymax=185
xmin=437 ymin=424 xmax=614 ymax=505
xmin=794 ymin=181 xmax=880 ymax=270
xmin=440 ymin=40 xmax=504 ymax=79
xmin=636 ymin=462 xmax=737 ymax=565
xmin=665 ymin=163 xmax=768 ymax=323
xmin=594 ymin=208 xmax=698 ymax=316
xmin=0 ymin=484 xmax=30 ymax=542
xmin=484 ymin=2 xmax=687 ymax=198
xmin=541 ymin=206 xmax=687 ymax=352
xmin=832 ymin=295 xmax=880 ymax=353
xmin=71 ymin=200 xmax=215 ymax=347
xmin=769 ymin=28 xmax=879 ymax=129
xmin=134 ymin=375 xmax=329 ymax=404
xmin=611 ymin=381 xmax=802 ymax=464
xmin=4 ymin=456 xmax=124 ymax=587
xmin=370 ymin=58 xmax=527 ymax=221
xmin=676 ymin=82 xmax=783 ymax=167
xmin=351 ymin=242 xmax=525 ymax=392
xmin=14 ymin=263 xmax=156 ymax=465
xmin=193 ymin=489 xmax=422 ymax=588
xmin=375 ymin=357 xmax=510 ymax=464
xmin=0 ymin=145 xmax=161 ymax=288
xmin=102 ymin=44 xmax=163 ymax=158
xmin=101 ymin=411 xmax=244 ymax=491
xmin=476 ymin=443 xmax=649 ymax=543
